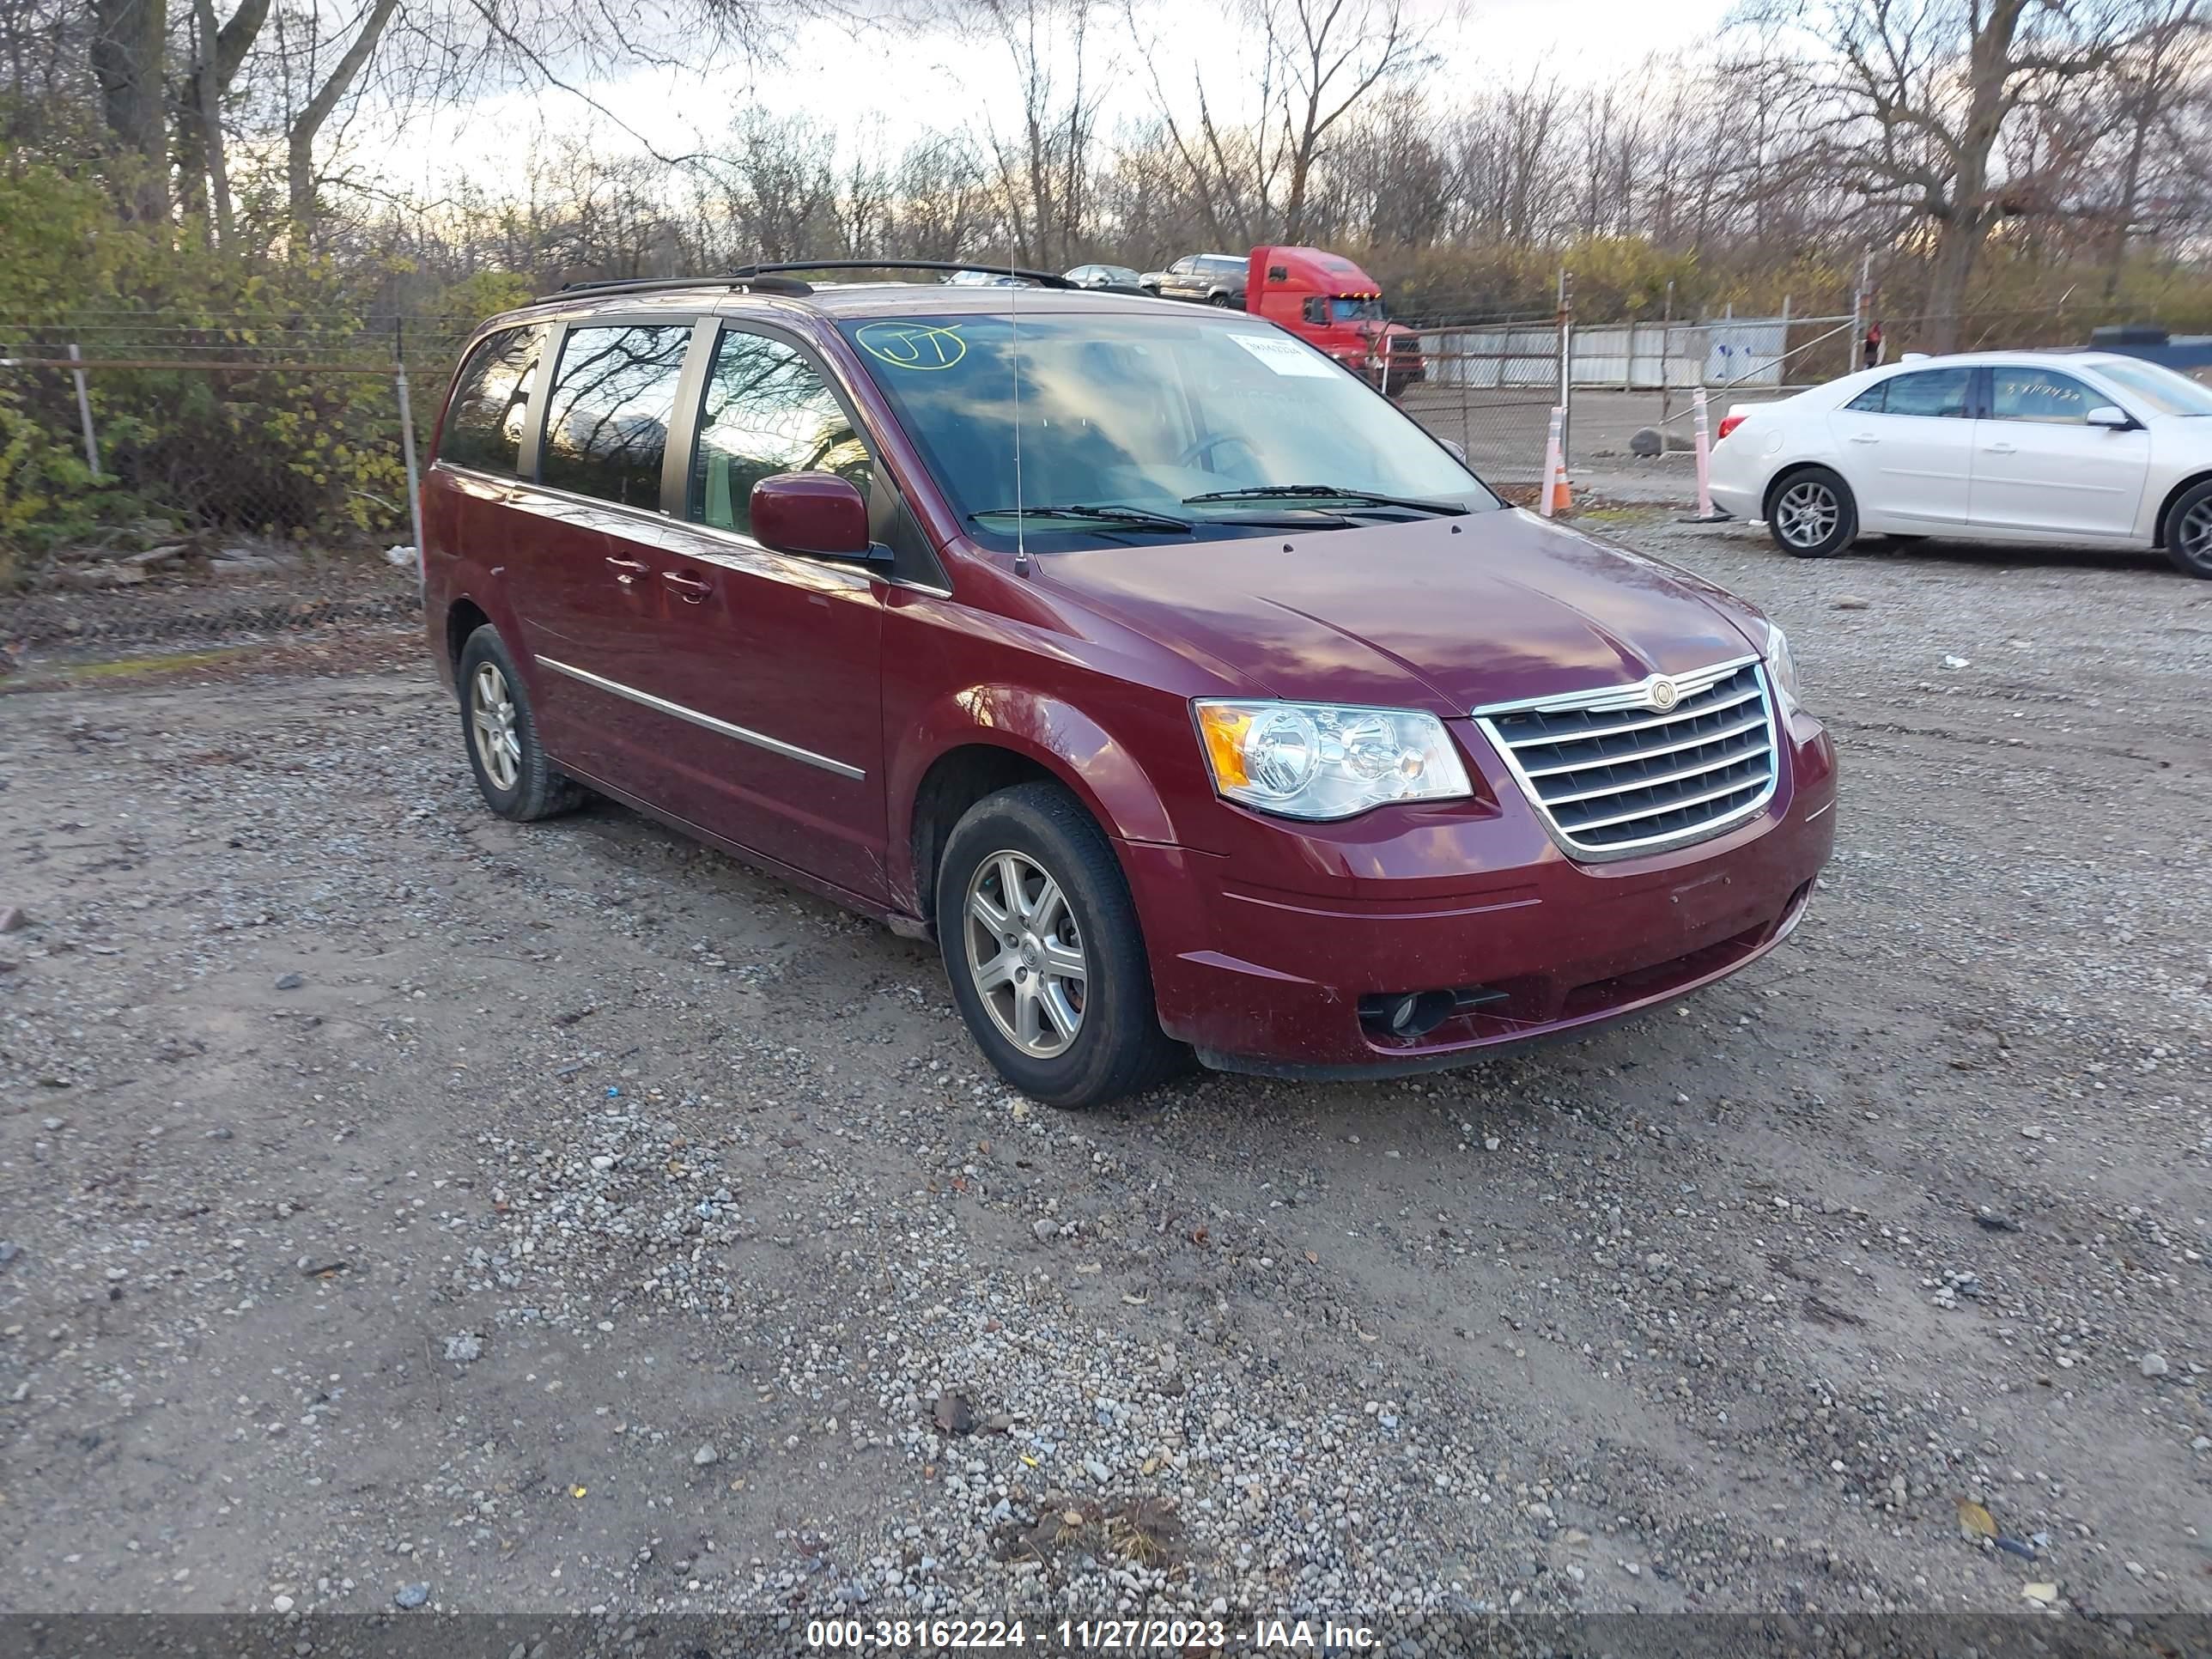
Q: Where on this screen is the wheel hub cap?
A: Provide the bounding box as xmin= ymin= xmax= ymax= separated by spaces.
xmin=470 ymin=663 xmax=522 ymax=792
xmin=964 ymin=851 xmax=1086 ymax=1060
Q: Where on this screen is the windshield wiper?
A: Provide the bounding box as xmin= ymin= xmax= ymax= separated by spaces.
xmin=1183 ymin=483 xmax=1467 ymax=516
xmin=970 ymin=503 xmax=1193 ymax=533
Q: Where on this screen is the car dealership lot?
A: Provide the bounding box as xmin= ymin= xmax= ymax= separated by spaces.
xmin=2 ymin=520 xmax=2206 ymax=1628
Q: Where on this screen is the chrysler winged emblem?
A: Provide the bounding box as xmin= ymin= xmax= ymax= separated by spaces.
xmin=1646 ymin=677 xmax=1680 ymax=712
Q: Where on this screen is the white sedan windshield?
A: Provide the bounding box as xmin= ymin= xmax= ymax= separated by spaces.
xmin=2096 ymin=358 xmax=2212 ymax=416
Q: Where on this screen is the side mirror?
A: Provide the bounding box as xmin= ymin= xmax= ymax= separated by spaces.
xmin=1441 ymin=438 xmax=1468 ymax=464
xmin=2085 ymin=404 xmax=2133 ymax=430
xmin=750 ymin=472 xmax=876 ymax=561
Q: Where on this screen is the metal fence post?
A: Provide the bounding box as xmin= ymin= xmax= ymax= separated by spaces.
xmin=395 ymin=365 xmax=425 ymax=572
xmin=68 ymin=343 xmax=100 ymax=477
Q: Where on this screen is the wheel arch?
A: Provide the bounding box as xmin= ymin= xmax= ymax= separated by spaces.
xmin=891 ymin=688 xmax=1182 ymax=927
xmin=2153 ymin=469 xmax=2212 ymax=547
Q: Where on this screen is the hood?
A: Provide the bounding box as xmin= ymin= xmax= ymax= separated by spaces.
xmin=1038 ymin=507 xmax=1763 ymax=714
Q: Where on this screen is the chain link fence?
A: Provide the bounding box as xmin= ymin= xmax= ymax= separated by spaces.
xmin=1 ymin=313 xmax=474 ymax=594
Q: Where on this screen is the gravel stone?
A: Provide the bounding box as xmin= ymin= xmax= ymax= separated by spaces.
xmin=1 ymin=520 xmax=2203 ymax=1625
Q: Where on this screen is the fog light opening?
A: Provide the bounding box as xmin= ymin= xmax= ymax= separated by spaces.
xmin=1358 ymin=988 xmax=1462 ymax=1042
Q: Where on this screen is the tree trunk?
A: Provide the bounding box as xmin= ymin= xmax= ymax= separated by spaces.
xmin=286 ymin=0 xmax=401 ymax=240
xmin=1924 ymin=210 xmax=1984 ymax=353
xmin=174 ymin=0 xmax=268 ymax=243
xmin=90 ymin=0 xmax=168 ymax=219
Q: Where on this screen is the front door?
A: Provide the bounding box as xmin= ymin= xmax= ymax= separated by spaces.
xmin=1828 ymin=364 xmax=1976 ymax=528
xmin=1970 ymin=364 xmax=2150 ymax=540
xmin=605 ymin=323 xmax=889 ymax=902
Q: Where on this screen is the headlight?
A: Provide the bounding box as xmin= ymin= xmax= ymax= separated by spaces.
xmin=1764 ymin=622 xmax=1804 ymax=713
xmin=1194 ymin=701 xmax=1473 ymax=820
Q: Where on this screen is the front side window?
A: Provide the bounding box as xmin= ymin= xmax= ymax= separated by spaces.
xmin=1879 ymin=368 xmax=1971 ymax=419
xmin=1990 ymin=368 xmax=2098 ymax=424
xmin=439 ymin=326 xmax=544 ymax=477
xmin=1845 ymin=381 xmax=1888 ymax=413
xmin=1302 ymin=297 xmax=1328 ymax=325
xmin=690 ymin=330 xmax=872 ymax=537
xmin=539 ymin=323 xmax=692 ymax=507
xmin=839 ymin=311 xmax=1496 ymax=552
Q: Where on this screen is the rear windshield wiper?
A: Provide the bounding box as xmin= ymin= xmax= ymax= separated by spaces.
xmin=1183 ymin=483 xmax=1468 ymax=516
xmin=970 ymin=503 xmax=1194 ymax=534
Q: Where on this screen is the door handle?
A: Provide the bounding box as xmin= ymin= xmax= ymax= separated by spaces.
xmin=662 ymin=570 xmax=713 ymax=604
xmin=605 ymin=555 xmax=648 ymax=586
xmin=1985 ymin=441 xmax=2017 ymax=454
xmin=1848 ymin=433 xmax=1879 ymax=444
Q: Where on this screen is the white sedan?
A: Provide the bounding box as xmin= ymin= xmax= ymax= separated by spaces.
xmin=1708 ymin=350 xmax=2212 ymax=578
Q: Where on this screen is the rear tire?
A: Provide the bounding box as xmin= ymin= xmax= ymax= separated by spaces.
xmin=457 ymin=625 xmax=586 ymax=822
xmin=2163 ymin=478 xmax=2212 ymax=578
xmin=1206 ymin=292 xmax=1232 ymax=307
xmin=1766 ymin=467 xmax=1857 ymax=558
xmin=935 ymin=782 xmax=1184 ymax=1109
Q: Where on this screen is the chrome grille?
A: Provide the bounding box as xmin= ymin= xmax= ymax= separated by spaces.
xmin=1474 ymin=657 xmax=1777 ymax=859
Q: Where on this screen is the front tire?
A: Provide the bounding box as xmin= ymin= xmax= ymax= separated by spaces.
xmin=935 ymin=782 xmax=1182 ymax=1109
xmin=457 ymin=624 xmax=586 ymax=821
xmin=2164 ymin=478 xmax=2212 ymax=578
xmin=1766 ymin=467 xmax=1857 ymax=558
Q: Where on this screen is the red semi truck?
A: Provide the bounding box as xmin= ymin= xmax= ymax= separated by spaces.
xmin=1243 ymin=246 xmax=1426 ymax=395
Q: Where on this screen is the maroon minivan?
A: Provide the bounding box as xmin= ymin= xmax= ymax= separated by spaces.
xmin=422 ymin=262 xmax=1836 ymax=1108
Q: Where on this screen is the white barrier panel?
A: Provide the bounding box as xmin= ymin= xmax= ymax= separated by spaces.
xmin=1540 ymin=406 xmax=1565 ymax=520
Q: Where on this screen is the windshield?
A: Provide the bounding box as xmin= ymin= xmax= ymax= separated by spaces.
xmin=2094 ymin=357 xmax=2212 ymax=416
xmin=838 ymin=312 xmax=1497 ymax=549
xmin=1330 ymin=298 xmax=1384 ymax=323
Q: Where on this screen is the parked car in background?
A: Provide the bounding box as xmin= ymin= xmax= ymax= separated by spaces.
xmin=1137 ymin=267 xmax=1168 ymax=294
xmin=1709 ymin=350 xmax=2212 ymax=578
xmin=1244 ymin=246 xmax=1425 ymax=394
xmin=1156 ymin=253 xmax=1248 ymax=307
xmin=422 ymin=259 xmax=1834 ymax=1108
xmin=1065 ymin=263 xmax=1143 ymax=290
xmin=942 ymin=268 xmax=1024 ymax=288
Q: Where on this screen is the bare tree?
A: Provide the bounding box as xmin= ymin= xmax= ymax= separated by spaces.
xmin=1757 ymin=0 xmax=2157 ymax=347
xmin=1255 ymin=0 xmax=1439 ymax=239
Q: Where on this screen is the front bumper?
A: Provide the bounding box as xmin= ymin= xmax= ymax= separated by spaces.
xmin=1126 ymin=716 xmax=1837 ymax=1076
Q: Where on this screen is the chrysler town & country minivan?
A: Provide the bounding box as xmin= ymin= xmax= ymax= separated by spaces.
xmin=422 ymin=261 xmax=1838 ymax=1107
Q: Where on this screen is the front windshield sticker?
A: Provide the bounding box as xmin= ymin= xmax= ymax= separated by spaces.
xmin=1229 ymin=332 xmax=1335 ymax=378
xmin=854 ymin=321 xmax=968 ymax=370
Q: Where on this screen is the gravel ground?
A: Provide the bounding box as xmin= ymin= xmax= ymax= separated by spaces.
xmin=2 ymin=517 xmax=2208 ymax=1641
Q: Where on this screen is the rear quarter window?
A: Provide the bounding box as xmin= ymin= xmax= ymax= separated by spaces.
xmin=439 ymin=326 xmax=546 ymax=476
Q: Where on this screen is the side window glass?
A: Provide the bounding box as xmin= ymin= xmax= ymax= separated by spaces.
xmin=690 ymin=331 xmax=872 ymax=537
xmin=438 ymin=326 xmax=544 ymax=477
xmin=1303 ymin=297 xmax=1328 ymax=325
xmin=1845 ymin=381 xmax=1887 ymax=413
xmin=1991 ymin=368 xmax=2095 ymax=424
xmin=539 ymin=323 xmax=691 ymax=507
xmin=1880 ymin=368 xmax=1970 ymax=418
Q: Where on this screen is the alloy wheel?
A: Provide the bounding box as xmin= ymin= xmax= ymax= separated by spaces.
xmin=471 ymin=661 xmax=522 ymax=792
xmin=963 ymin=849 xmax=1087 ymax=1060
xmin=1774 ymin=480 xmax=1839 ymax=549
xmin=2179 ymin=498 xmax=2212 ymax=571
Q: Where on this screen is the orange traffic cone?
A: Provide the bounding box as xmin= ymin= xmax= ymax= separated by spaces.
xmin=1548 ymin=454 xmax=1573 ymax=514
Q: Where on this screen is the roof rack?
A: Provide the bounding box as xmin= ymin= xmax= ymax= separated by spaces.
xmin=540 ymin=273 xmax=817 ymax=301
xmin=730 ymin=259 xmax=1079 ymax=290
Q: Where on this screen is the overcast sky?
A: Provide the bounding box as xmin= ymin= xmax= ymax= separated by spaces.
xmin=360 ymin=0 xmax=1733 ymax=201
